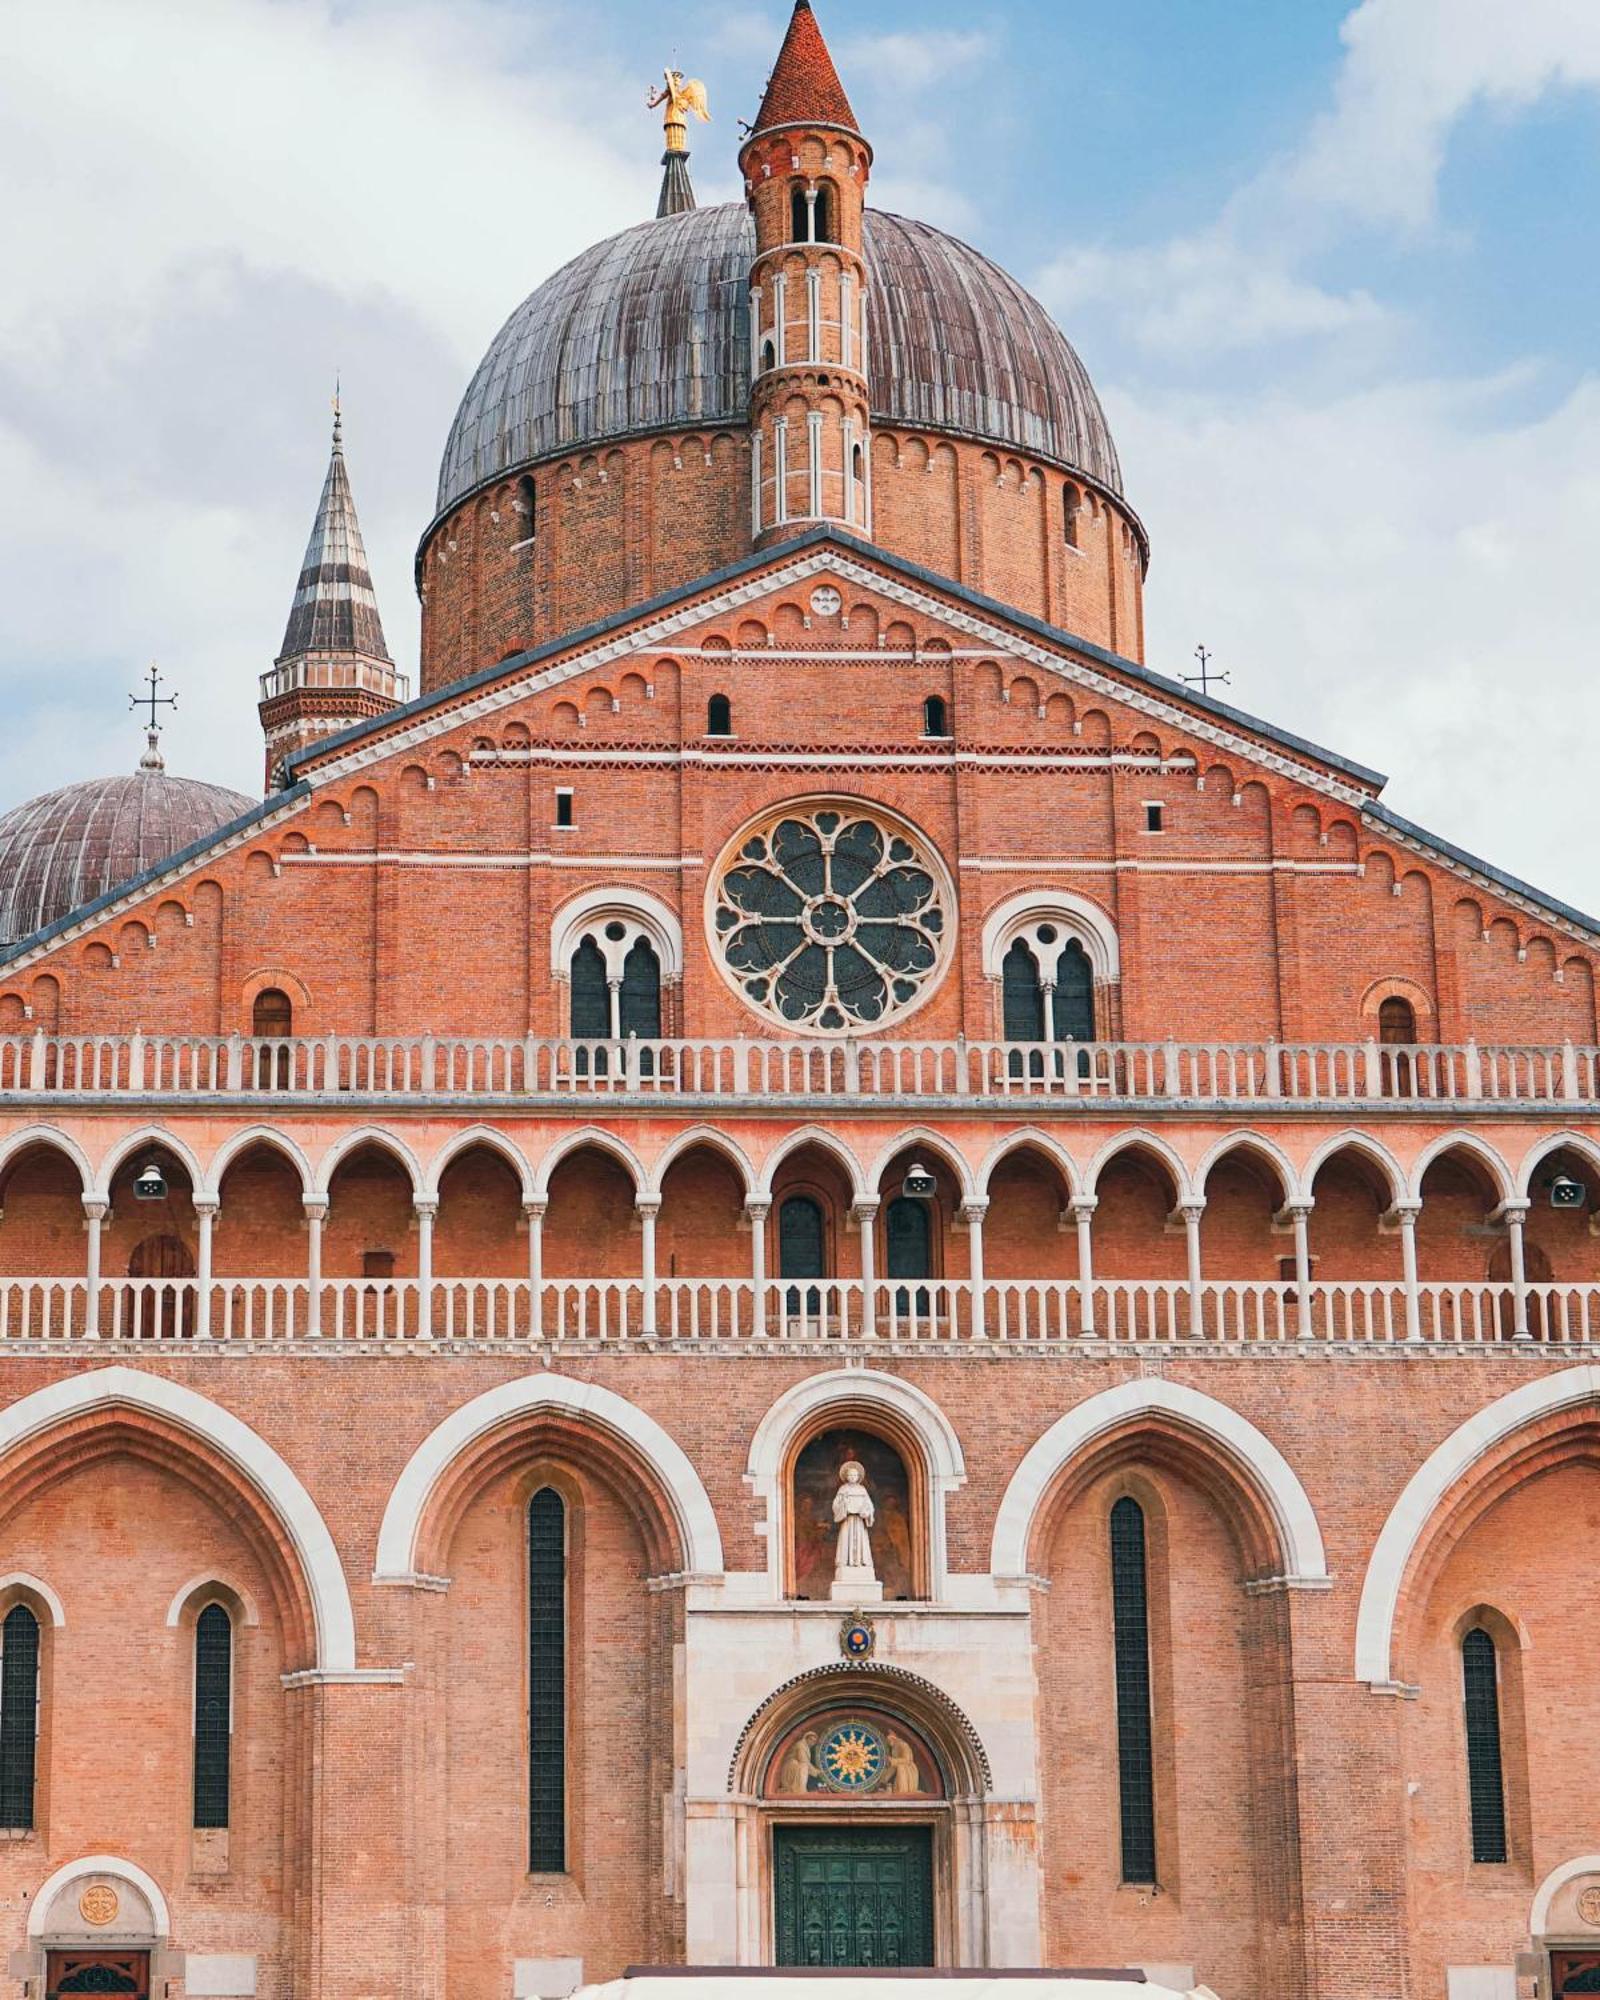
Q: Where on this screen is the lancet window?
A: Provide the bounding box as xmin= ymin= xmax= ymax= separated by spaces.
xmin=1110 ymin=1496 xmax=1157 ymax=1883
xmin=0 ymin=1602 xmax=39 ymax=1829
xmin=193 ymin=1602 xmax=233 ymax=1829
xmin=1462 ymin=1626 xmax=1507 ymax=1863
xmin=528 ymin=1487 xmax=567 ymax=1872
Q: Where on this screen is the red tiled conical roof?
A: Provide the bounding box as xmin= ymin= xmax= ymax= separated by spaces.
xmin=750 ymin=2 xmax=860 ymax=138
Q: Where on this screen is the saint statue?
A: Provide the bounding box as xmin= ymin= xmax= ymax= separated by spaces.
xmin=777 ymin=1729 xmax=820 ymax=1794
xmin=647 ymin=69 xmax=711 ymax=155
xmin=885 ymin=1729 xmax=920 ymax=1795
xmin=830 ymin=1459 xmax=878 ymax=1597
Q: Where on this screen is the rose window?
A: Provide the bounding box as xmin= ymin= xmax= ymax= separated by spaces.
xmin=712 ymin=805 xmax=950 ymax=1031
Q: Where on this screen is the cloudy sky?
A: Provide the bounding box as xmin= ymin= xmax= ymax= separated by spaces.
xmin=2 ymin=0 xmax=1597 ymax=909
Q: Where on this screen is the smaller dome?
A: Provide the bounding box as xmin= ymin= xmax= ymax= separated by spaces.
xmin=0 ymin=757 xmax=255 ymax=949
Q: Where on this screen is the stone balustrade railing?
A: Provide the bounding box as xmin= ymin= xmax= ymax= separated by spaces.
xmin=1 ymin=1031 xmax=1595 ymax=1106
xmin=3 ymin=1275 xmax=1596 ymax=1347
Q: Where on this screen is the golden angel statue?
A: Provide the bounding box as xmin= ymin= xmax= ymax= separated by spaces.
xmin=648 ymin=69 xmax=711 ymax=153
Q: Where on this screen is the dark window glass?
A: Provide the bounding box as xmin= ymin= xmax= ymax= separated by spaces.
xmin=529 ymin=1487 xmax=566 ymax=1872
xmin=1463 ymin=1627 xmax=1507 ymax=1863
xmin=886 ymin=1193 xmax=933 ymax=1317
xmin=791 ymin=184 xmax=809 ymax=242
xmin=0 ymin=1603 xmax=39 ymax=1829
xmin=619 ymin=938 xmax=661 ymax=1042
xmin=1053 ymin=938 xmax=1095 ymax=1041
xmin=518 ymin=475 xmax=537 ymax=538
xmin=193 ymin=1603 xmax=231 ymax=1829
xmin=1002 ymin=939 xmax=1045 ymax=1042
xmin=1110 ymin=1496 xmax=1157 ymax=1882
xmin=922 ymin=696 xmax=949 ymax=737
xmin=779 ymin=1195 xmax=826 ymax=1314
xmin=570 ymin=937 xmax=609 ymax=1039
xmin=707 ymin=693 xmax=732 ymax=736
xmin=53 ymin=1970 xmax=142 ymax=1994
xmin=555 ymin=792 xmax=574 ymax=828
xmin=1144 ymin=803 xmax=1164 ymax=833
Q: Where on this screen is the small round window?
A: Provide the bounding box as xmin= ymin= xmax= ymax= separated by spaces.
xmin=710 ymin=803 xmax=951 ymax=1032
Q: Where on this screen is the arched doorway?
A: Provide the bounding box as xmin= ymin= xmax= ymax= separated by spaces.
xmin=127 ymin=1234 xmax=195 ymax=1339
xmin=728 ymin=1665 xmax=998 ymax=1967
xmin=47 ymin=1953 xmax=149 ymax=1995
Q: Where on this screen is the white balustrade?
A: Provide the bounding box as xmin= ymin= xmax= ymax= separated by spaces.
xmin=3 ymin=1029 xmax=1596 ymax=1104
xmin=5 ymin=1273 xmax=1600 ymax=1348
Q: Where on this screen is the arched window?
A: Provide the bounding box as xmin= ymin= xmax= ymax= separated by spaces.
xmin=886 ymin=1194 xmax=934 ymax=1320
xmin=252 ymin=986 xmax=292 ymax=1090
xmin=761 ymin=337 xmax=777 ymax=375
xmin=1462 ymin=1627 xmax=1507 ymax=1863
xmin=1002 ymin=939 xmax=1045 ymax=1043
xmin=779 ymin=1194 xmax=826 ymax=1317
xmin=619 ymin=936 xmax=661 ymax=1042
xmin=517 ymin=474 xmax=537 ymax=540
xmin=1064 ymin=481 xmax=1081 ymax=549
xmin=570 ymin=937 xmax=609 ymax=1040
xmin=814 ymin=184 xmax=834 ymax=243
xmin=193 ymin=1602 xmax=232 ymax=1829
xmin=1052 ymin=938 xmax=1095 ymax=1041
xmin=1378 ymin=995 xmax=1419 ymax=1098
xmin=528 ymin=1486 xmax=566 ymax=1872
xmin=1109 ymin=1496 xmax=1156 ymax=1883
xmin=922 ymin=695 xmax=949 ymax=738
xmin=707 ymin=692 xmax=732 ymax=736
xmin=791 ymin=183 xmax=810 ymax=243
xmin=0 ymin=1602 xmax=39 ymax=1829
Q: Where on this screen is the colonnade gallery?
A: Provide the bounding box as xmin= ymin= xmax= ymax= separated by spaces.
xmin=1 ymin=7 xmax=1597 ymax=1999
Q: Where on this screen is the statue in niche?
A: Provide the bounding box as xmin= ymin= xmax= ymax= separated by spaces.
xmin=885 ymin=1729 xmax=921 ymax=1795
xmin=777 ymin=1729 xmax=821 ymax=1794
xmin=830 ymin=1459 xmax=880 ymax=1602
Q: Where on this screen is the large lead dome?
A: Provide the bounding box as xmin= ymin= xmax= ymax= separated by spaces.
xmin=436 ymin=205 xmax=1123 ymax=518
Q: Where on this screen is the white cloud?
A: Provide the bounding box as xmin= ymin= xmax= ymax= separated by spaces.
xmin=1287 ymin=0 xmax=1600 ymax=229
xmin=1120 ymin=368 xmax=1600 ymax=913
xmin=839 ymin=29 xmax=994 ymax=94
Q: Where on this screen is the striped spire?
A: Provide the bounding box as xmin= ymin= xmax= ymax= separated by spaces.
xmin=276 ymin=397 xmax=392 ymax=668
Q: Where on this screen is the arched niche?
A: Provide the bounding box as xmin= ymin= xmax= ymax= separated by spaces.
xmin=789 ymin=1426 xmax=916 ymax=1602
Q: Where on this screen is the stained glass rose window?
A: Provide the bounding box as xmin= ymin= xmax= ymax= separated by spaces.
xmin=711 ymin=805 xmax=950 ymax=1031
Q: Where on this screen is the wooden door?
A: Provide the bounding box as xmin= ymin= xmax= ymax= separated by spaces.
xmin=46 ymin=1952 xmax=149 ymax=1996
xmin=127 ymin=1232 xmax=195 ymax=1339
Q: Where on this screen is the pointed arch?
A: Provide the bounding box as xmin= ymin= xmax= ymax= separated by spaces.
xmin=1301 ymin=1128 xmax=1406 ymax=1206
xmin=754 ymin=1125 xmax=868 ymax=1205
xmin=423 ymin=1125 xmax=535 ymax=1203
xmin=866 ymin=1127 xmax=978 ymax=1203
xmin=373 ymin=1371 xmax=722 ymax=1583
xmin=205 ymin=1125 xmax=315 ymax=1202
xmin=1083 ymin=1129 xmax=1193 ymax=1203
xmin=313 ymin=1125 xmax=424 ymax=1200
xmin=975 ymin=1128 xmax=1081 ymax=1202
xmin=1193 ymin=1131 xmax=1296 ymax=1205
xmin=0 ymin=1573 xmax=64 ymax=1626
xmin=531 ymin=1126 xmax=647 ymax=1202
xmin=0 ymin=1126 xmax=91 ymax=1195
xmin=1355 ymin=1365 xmax=1600 ymax=1687
xmin=0 ymin=1368 xmax=354 ymax=1671
xmin=91 ymin=1125 xmax=206 ymax=1203
xmin=1515 ymin=1130 xmax=1600 ymax=1201
xmin=646 ymin=1125 xmax=757 ymax=1201
xmin=991 ymin=1377 xmax=1328 ymax=1584
xmin=1406 ymin=1131 xmax=1514 ymax=1205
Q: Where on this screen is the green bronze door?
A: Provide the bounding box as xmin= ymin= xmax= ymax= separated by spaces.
xmin=773 ymin=1824 xmax=935 ymax=1967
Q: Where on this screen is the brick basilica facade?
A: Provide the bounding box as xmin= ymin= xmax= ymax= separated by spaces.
xmin=2 ymin=8 xmax=1600 ymax=1999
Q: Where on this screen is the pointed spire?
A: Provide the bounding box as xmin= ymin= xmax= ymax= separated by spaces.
xmin=276 ymin=395 xmax=392 ymax=667
xmin=657 ymin=149 xmax=697 ymax=218
xmin=750 ymin=2 xmax=859 ymax=139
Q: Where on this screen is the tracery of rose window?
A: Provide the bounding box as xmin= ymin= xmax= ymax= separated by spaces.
xmin=711 ymin=805 xmax=950 ymax=1031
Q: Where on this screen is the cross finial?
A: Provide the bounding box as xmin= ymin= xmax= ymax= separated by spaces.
xmin=1183 ymin=643 xmax=1231 ymax=698
xmin=332 ymin=373 xmax=343 ymax=451
xmin=130 ymin=662 xmax=178 ymax=771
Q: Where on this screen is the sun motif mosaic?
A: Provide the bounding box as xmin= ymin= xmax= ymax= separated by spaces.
xmin=710 ymin=805 xmax=951 ymax=1032
xmin=818 ymin=1720 xmax=888 ymax=1792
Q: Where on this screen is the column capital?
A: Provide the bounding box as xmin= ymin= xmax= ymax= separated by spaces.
xmin=1278 ymin=1198 xmax=1315 ymax=1222
xmin=522 ymin=1198 xmax=549 ymax=1222
xmin=192 ymin=1197 xmax=220 ymax=1220
xmin=301 ymin=1196 xmax=329 ymax=1222
xmin=1175 ymin=1199 xmax=1207 ymax=1223
xmin=958 ymin=1199 xmax=990 ymax=1225
xmin=413 ymin=1197 xmax=440 ymax=1221
xmin=81 ymin=1197 xmax=109 ymax=1223
xmin=1390 ymin=1198 xmax=1424 ymax=1223
xmin=1068 ymin=1194 xmax=1098 ymax=1219
xmin=849 ymin=1199 xmax=881 ymax=1223
xmin=1495 ymin=1198 xmax=1531 ymax=1223
xmin=634 ymin=1195 xmax=663 ymax=1220
xmin=744 ymin=1197 xmax=772 ymax=1222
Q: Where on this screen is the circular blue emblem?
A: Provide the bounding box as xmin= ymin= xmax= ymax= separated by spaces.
xmin=818 ymin=1720 xmax=887 ymax=1792
xmin=840 ymin=1617 xmax=875 ymax=1659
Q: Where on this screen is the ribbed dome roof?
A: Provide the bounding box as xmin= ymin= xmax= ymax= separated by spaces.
xmin=436 ymin=205 xmax=1123 ymax=518
xmin=0 ymin=759 xmax=255 ymax=949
